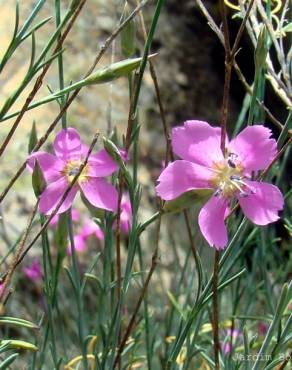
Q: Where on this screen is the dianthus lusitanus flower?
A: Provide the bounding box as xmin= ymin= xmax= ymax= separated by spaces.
xmin=28 ymin=127 xmax=119 ymax=215
xmin=156 ymin=120 xmax=284 ymax=249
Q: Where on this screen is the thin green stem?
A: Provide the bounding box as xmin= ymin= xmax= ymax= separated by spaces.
xmin=55 ymin=0 xmax=67 ymax=129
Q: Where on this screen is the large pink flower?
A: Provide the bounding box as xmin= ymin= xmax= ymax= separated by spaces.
xmin=27 ymin=128 xmax=119 ymax=215
xmin=156 ymin=120 xmax=284 ymax=249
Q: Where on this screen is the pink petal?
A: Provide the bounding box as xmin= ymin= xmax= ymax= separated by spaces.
xmin=39 ymin=177 xmax=78 ymax=215
xmin=119 ymin=149 xmax=129 ymax=162
xmin=74 ymin=234 xmax=86 ymax=253
xmin=79 ymin=178 xmax=118 ymax=212
xmin=198 ymin=196 xmax=229 ymax=249
xmin=120 ymin=194 xmax=132 ymax=234
xmin=27 ymin=152 xmax=64 ymax=182
xmin=94 ymin=226 xmax=104 ymax=241
xmin=88 ymin=149 xmax=118 ymax=177
xmin=80 ymin=220 xmax=100 ymax=238
xmin=238 ymin=181 xmax=284 ymax=225
xmin=80 ymin=220 xmax=104 ymax=241
xmin=22 ymin=258 xmax=42 ymax=281
xmin=53 ymin=127 xmax=82 ymax=160
xmin=156 ymin=160 xmax=212 ymax=200
xmin=172 ymin=120 xmax=224 ymax=167
xmin=228 ymin=125 xmax=277 ymax=172
xmin=71 ymin=209 xmax=80 ymax=222
xmin=49 ymin=214 xmax=59 ymax=227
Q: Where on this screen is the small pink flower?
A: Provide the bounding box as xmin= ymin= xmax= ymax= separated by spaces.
xmin=258 ymin=322 xmax=268 ymax=335
xmin=120 ymin=194 xmax=132 ymax=234
xmin=22 ymin=258 xmax=42 ymax=282
xmin=27 ymin=128 xmax=119 ymax=215
xmin=156 ymin=121 xmax=284 ymax=249
xmin=223 ymin=328 xmax=241 ymax=354
xmin=67 ymin=220 xmax=104 ymax=255
xmin=79 ymin=219 xmax=104 ymax=241
xmin=67 ymin=234 xmax=86 ymax=254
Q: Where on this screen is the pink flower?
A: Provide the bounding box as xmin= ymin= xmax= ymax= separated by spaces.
xmin=258 ymin=322 xmax=268 ymax=335
xmin=223 ymin=328 xmax=241 ymax=354
xmin=27 ymin=128 xmax=119 ymax=215
xmin=49 ymin=208 xmax=80 ymax=227
xmin=67 ymin=219 xmax=104 ymax=255
xmin=120 ymin=194 xmax=132 ymax=234
xmin=22 ymin=258 xmax=42 ymax=282
xmin=156 ymin=120 xmax=284 ymax=249
xmin=67 ymin=234 xmax=87 ymax=254
xmin=79 ymin=219 xmax=104 ymax=241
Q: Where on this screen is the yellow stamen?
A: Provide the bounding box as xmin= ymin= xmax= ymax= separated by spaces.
xmin=63 ymin=160 xmax=89 ymax=183
xmin=210 ymin=160 xmax=243 ymax=198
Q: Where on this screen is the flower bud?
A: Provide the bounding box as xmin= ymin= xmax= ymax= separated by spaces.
xmin=28 ymin=121 xmax=37 ymax=154
xmin=103 ymin=137 xmax=126 ymax=168
xmin=85 ymin=55 xmax=155 ymax=85
xmin=32 ymin=160 xmax=46 ymax=197
xmin=55 ymin=213 xmax=68 ymax=256
xmin=255 ymin=25 xmax=269 ymax=71
xmin=121 ymin=2 xmax=136 ymax=57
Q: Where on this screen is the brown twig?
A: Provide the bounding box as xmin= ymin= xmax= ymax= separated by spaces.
xmin=219 ymin=0 xmax=231 ymax=154
xmin=0 ymin=0 xmax=87 ymax=158
xmin=277 ymin=351 xmax=292 ymax=370
xmin=230 ymin=0 xmax=256 ymax=60
xmin=113 ymin=214 xmax=161 ymax=368
xmin=195 ymin=0 xmax=283 ymax=131
xmin=0 ymin=0 xmax=148 ymax=205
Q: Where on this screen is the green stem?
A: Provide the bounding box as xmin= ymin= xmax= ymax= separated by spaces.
xmin=67 ymin=209 xmax=88 ymax=370
xmin=55 ymin=0 xmax=67 ymax=129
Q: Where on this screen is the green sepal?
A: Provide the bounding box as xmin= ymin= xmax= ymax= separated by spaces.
xmin=163 ymin=189 xmax=213 ymax=214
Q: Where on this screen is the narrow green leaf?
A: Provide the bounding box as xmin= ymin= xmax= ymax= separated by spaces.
xmin=0 ymin=317 xmax=39 ymax=330
xmin=0 ymin=340 xmax=37 ymax=352
xmin=0 ymin=353 xmax=19 ymax=369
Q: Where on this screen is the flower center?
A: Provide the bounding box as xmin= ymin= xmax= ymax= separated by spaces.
xmin=210 ymin=153 xmax=247 ymax=198
xmin=63 ymin=160 xmax=89 ymax=183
